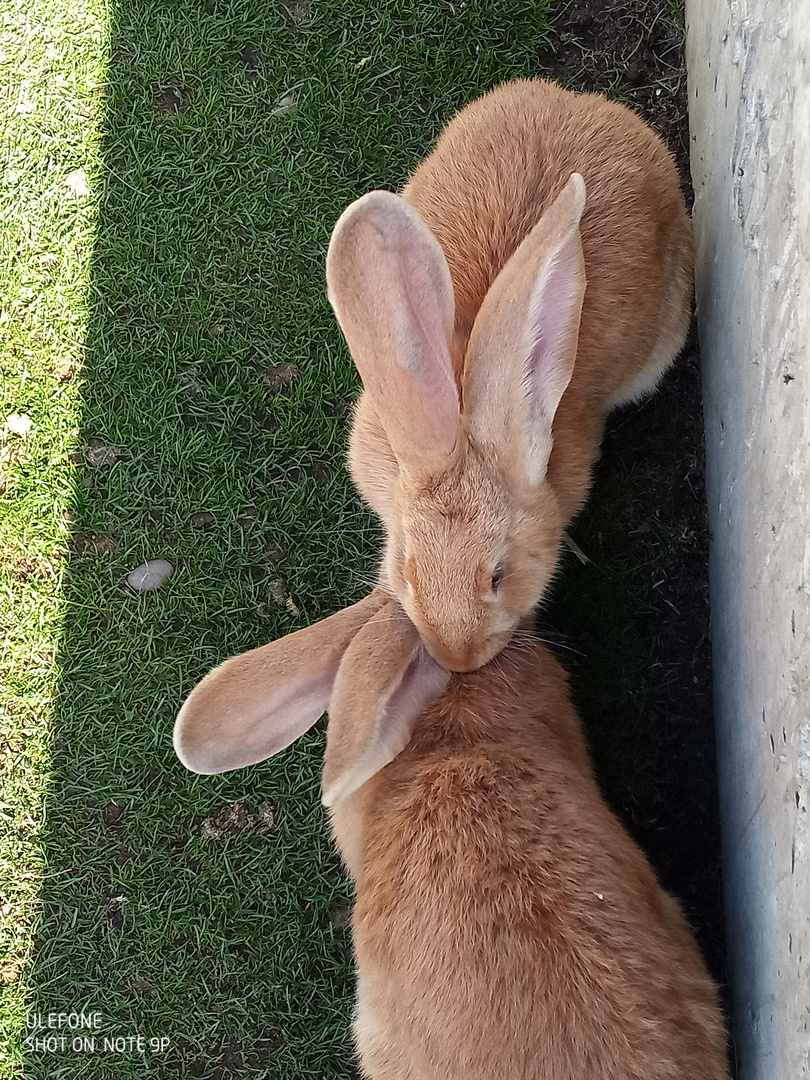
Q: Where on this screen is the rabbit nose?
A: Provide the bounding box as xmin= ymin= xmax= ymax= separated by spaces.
xmin=426 ymin=626 xmax=514 ymax=672
xmin=424 ymin=637 xmax=483 ymax=673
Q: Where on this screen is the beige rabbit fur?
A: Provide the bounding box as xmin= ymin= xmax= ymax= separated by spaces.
xmin=175 ymin=597 xmax=728 ymax=1080
xmin=331 ymin=629 xmax=728 ymax=1080
xmin=327 ymin=79 xmax=694 ymax=671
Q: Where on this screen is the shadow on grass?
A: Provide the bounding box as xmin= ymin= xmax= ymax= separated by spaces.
xmin=24 ymin=1 xmax=724 ymax=1077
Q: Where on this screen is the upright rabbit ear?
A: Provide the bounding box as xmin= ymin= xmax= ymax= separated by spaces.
xmin=321 ymin=600 xmax=450 ymax=806
xmin=173 ymin=591 xmax=388 ymax=775
xmin=464 ymin=173 xmax=587 ymax=486
xmin=326 ymin=190 xmax=460 ymax=470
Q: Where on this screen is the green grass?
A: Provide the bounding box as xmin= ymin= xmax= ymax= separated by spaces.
xmin=2 ymin=1 xmax=555 ymax=1077
xmin=1 ymin=0 xmax=717 ymax=1077
xmin=1 ymin=0 xmax=109 ymax=1066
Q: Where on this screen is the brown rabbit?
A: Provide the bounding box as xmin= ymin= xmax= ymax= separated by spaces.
xmin=326 ymin=79 xmax=694 ymax=672
xmin=174 ymin=595 xmax=728 ymax=1080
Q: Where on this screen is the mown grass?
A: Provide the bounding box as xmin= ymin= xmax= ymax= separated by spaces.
xmin=1 ymin=0 xmax=109 ymax=1068
xmin=1 ymin=0 xmax=722 ymax=1077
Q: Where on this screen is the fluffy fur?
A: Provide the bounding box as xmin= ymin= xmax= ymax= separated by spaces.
xmin=327 ymin=79 xmax=694 ymax=671
xmin=331 ymin=630 xmax=728 ymax=1080
xmin=174 ymin=598 xmax=728 ymax=1079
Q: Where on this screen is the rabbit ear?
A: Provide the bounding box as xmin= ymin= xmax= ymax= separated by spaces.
xmin=321 ymin=600 xmax=450 ymax=807
xmin=173 ymin=592 xmax=388 ymax=775
xmin=326 ymin=190 xmax=460 ymax=470
xmin=464 ymin=173 xmax=587 ymax=486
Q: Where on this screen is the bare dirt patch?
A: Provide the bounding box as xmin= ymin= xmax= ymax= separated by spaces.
xmin=200 ymin=798 xmax=275 ymax=839
xmin=535 ymin=1 xmax=724 ymax=989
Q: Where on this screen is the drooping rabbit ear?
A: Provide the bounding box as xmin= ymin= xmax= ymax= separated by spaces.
xmin=326 ymin=190 xmax=460 ymax=470
xmin=321 ymin=600 xmax=450 ymax=806
xmin=173 ymin=591 xmax=388 ymax=775
xmin=464 ymin=173 xmax=587 ymax=486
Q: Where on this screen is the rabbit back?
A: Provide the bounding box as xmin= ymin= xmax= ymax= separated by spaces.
xmin=402 ymin=78 xmax=694 ymax=521
xmin=403 ymin=78 xmax=692 ymax=398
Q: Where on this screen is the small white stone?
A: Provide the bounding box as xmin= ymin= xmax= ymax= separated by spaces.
xmin=4 ymin=413 xmax=32 ymax=437
xmin=270 ymin=93 xmax=297 ymax=116
xmin=126 ymin=559 xmax=174 ymax=591
xmin=65 ymin=168 xmax=91 ymax=198
xmin=86 ymin=443 xmax=118 ymax=467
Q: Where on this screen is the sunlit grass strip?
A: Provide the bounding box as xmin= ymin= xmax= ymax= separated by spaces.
xmin=0 ymin=0 xmax=108 ymax=1072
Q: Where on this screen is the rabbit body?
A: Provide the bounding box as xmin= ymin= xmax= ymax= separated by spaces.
xmin=174 ymin=593 xmax=726 ymax=1077
xmin=330 ymin=636 xmax=727 ymax=1080
xmin=332 ymin=80 xmax=694 ymax=671
xmin=404 ymin=78 xmax=692 ymax=422
xmin=350 ymin=78 xmax=693 ymax=527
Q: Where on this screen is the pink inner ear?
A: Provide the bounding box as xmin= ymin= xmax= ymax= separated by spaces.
xmin=173 ymin=591 xmax=390 ymax=777
xmin=524 ymin=239 xmax=583 ymax=434
xmin=326 ymin=191 xmax=461 ymax=468
xmin=321 ymin=626 xmax=450 ymax=807
xmin=461 ymin=172 xmax=586 ymax=487
xmin=377 ymin=646 xmax=449 ymax=747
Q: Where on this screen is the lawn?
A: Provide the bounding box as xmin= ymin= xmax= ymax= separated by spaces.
xmin=0 ymin=0 xmax=723 ymax=1077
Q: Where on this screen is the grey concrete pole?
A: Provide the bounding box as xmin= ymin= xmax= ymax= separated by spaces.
xmin=685 ymin=2 xmax=810 ymax=1077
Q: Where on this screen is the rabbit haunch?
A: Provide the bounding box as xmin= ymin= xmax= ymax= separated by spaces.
xmin=327 ymin=78 xmax=693 ymax=672
xmin=173 ymin=594 xmax=728 ymax=1080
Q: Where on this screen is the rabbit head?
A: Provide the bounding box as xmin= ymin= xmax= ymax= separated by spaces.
xmin=326 ymin=174 xmax=586 ymax=672
xmin=173 ymin=590 xmax=450 ymax=806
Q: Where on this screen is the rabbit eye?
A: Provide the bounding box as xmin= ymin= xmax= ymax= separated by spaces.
xmin=491 ymin=564 xmax=504 ymax=593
